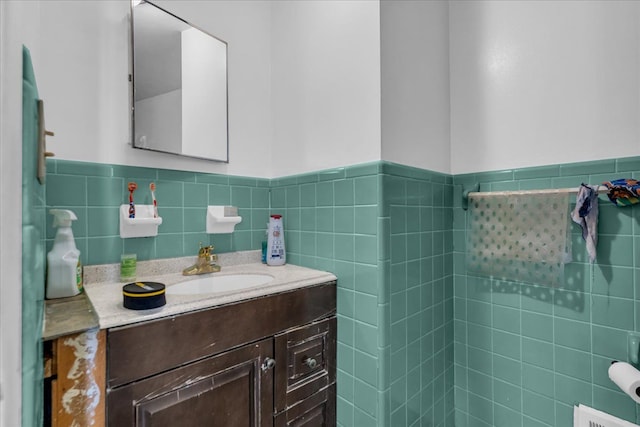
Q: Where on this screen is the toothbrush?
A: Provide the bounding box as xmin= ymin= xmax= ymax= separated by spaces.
xmin=150 ymin=182 xmax=158 ymax=218
xmin=128 ymin=182 xmax=137 ymax=218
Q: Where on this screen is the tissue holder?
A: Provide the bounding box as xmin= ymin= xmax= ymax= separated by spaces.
xmin=206 ymin=206 xmax=242 ymax=234
xmin=119 ymin=204 xmax=163 ymax=238
xmin=608 ymin=361 xmax=640 ymax=404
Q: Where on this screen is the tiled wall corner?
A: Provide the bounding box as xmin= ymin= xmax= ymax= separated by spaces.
xmin=381 ymin=163 xmax=455 ymax=427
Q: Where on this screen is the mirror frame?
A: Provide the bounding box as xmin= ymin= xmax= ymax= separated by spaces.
xmin=129 ymin=0 xmax=229 ymax=162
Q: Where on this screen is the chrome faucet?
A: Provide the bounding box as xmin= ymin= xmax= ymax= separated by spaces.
xmin=182 ymin=244 xmax=221 ymax=276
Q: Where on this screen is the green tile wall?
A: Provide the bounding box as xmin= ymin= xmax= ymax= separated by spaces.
xmin=453 ymin=156 xmax=640 ymax=427
xmin=45 ymin=155 xmax=640 ymax=427
xmin=45 ymin=159 xmax=271 ymax=265
xmin=22 ymin=45 xmax=46 ymax=427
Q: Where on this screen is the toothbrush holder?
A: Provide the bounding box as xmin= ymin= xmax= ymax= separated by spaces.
xmin=119 ymin=205 xmax=163 ymax=238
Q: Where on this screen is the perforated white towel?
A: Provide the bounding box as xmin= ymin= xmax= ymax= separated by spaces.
xmin=466 ymin=191 xmax=571 ymax=287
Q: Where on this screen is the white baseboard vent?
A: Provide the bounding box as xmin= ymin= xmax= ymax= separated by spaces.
xmin=574 ymin=404 xmax=639 ymax=427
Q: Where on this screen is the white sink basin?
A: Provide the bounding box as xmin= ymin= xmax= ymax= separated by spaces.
xmin=166 ymin=274 xmax=274 ymax=295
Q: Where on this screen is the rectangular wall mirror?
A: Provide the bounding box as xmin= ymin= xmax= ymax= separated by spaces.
xmin=131 ymin=0 xmax=229 ymax=162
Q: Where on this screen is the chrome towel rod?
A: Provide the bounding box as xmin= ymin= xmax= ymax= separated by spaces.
xmin=462 ymin=184 xmax=607 ymax=209
xmin=467 ymin=185 xmax=607 ymax=198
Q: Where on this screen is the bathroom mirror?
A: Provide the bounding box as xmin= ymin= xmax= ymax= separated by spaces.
xmin=131 ymin=0 xmax=228 ymax=162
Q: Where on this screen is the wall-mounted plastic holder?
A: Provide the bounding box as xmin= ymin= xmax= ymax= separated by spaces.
xmin=119 ymin=205 xmax=162 ymax=238
xmin=628 ymin=332 xmax=640 ymax=367
xmin=206 ymin=206 xmax=242 ymax=234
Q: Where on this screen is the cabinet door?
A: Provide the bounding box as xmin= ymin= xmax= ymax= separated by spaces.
xmin=108 ymin=339 xmax=274 ymax=427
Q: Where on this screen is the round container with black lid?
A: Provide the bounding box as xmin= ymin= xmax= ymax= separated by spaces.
xmin=122 ymin=281 xmax=166 ymax=310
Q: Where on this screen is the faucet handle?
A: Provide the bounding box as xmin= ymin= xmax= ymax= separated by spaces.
xmin=198 ymin=243 xmax=211 ymax=257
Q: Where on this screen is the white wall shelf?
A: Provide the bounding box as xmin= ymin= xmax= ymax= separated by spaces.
xmin=206 ymin=206 xmax=242 ymax=234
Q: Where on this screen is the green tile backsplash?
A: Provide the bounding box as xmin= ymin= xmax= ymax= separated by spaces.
xmin=45 ymin=156 xmax=640 ymax=426
xmin=46 ymin=160 xmax=271 ymax=264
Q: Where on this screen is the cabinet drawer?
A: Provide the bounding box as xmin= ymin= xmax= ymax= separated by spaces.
xmin=274 ymin=384 xmax=336 ymax=427
xmin=275 ymin=317 xmax=336 ymax=413
xmin=291 ymin=339 xmax=324 ymax=381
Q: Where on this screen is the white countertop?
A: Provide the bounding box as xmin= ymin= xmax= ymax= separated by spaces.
xmin=84 ymin=257 xmax=336 ymax=329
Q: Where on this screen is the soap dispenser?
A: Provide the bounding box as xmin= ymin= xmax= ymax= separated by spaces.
xmin=46 ymin=209 xmax=83 ymax=299
xmin=266 ymin=214 xmax=286 ymax=266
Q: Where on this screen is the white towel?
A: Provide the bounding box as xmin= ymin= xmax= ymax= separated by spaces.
xmin=467 ymin=191 xmax=571 ymax=287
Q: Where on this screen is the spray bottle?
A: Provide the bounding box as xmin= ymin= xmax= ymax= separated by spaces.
xmin=46 ymin=209 xmax=83 ymax=299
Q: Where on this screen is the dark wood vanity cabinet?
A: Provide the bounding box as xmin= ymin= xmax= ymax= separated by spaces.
xmin=106 ymin=282 xmax=336 ymax=427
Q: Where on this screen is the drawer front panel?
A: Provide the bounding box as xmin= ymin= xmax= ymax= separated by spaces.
xmin=274 ymin=385 xmax=336 ymax=427
xmin=290 ymin=337 xmax=325 ymax=381
xmin=275 ymin=317 xmax=336 ymax=412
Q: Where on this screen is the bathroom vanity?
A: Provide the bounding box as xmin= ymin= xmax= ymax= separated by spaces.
xmin=106 ymin=282 xmax=336 ymax=426
xmin=45 ymin=257 xmax=337 ymax=426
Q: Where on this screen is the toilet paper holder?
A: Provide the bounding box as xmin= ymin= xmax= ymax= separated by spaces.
xmin=609 ymin=360 xmax=640 ymax=403
xmin=629 ymin=332 xmax=640 ymax=367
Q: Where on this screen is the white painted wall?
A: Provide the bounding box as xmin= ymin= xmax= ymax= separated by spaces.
xmin=37 ymin=1 xmax=131 ymax=169
xmin=34 ymin=0 xmax=383 ymax=178
xmin=270 ymin=0 xmax=381 ymax=177
xmin=35 ymin=0 xmax=383 ymax=179
xmin=24 ymin=0 xmax=640 ymax=179
xmin=0 ymin=2 xmax=42 ymax=425
xmin=135 ymin=89 xmax=182 ymax=154
xmin=380 ymin=0 xmax=451 ymax=174
xmin=37 ymin=0 xmax=273 ymax=177
xmin=450 ymin=0 xmax=640 ymax=175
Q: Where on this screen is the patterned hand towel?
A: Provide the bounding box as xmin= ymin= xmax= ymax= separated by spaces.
xmin=570 ymin=184 xmax=598 ymax=263
xmin=602 ymin=178 xmax=640 ymax=206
